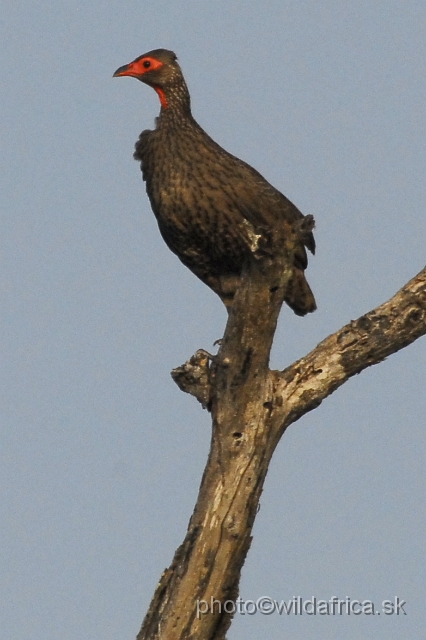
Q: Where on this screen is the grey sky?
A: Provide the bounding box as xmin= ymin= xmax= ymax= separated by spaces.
xmin=1 ymin=1 xmax=425 ymax=638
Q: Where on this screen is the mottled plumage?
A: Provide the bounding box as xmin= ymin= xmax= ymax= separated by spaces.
xmin=114 ymin=49 xmax=316 ymax=315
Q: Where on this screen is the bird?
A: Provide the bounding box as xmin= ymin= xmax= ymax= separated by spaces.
xmin=113 ymin=49 xmax=316 ymax=316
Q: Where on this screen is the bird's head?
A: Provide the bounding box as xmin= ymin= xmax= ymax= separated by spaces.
xmin=113 ymin=49 xmax=184 ymax=109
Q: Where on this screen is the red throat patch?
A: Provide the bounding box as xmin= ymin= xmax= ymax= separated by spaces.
xmin=154 ymin=86 xmax=169 ymax=109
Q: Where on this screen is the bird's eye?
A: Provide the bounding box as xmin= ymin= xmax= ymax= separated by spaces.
xmin=143 ymin=60 xmax=151 ymax=69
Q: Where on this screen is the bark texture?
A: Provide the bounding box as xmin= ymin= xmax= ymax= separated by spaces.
xmin=138 ymin=262 xmax=426 ymax=640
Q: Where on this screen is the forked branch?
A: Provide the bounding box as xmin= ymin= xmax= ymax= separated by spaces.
xmin=139 ymin=261 xmax=426 ymax=640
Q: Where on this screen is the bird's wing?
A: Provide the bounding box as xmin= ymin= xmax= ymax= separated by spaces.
xmin=217 ymin=156 xmax=316 ymax=256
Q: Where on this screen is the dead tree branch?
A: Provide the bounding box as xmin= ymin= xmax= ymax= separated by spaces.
xmin=138 ymin=262 xmax=426 ymax=640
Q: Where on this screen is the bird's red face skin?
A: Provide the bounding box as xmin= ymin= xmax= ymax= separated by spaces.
xmin=114 ymin=56 xmax=164 ymax=78
xmin=113 ymin=56 xmax=169 ymax=108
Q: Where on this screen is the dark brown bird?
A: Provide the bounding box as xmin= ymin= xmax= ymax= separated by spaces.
xmin=113 ymin=49 xmax=316 ymax=315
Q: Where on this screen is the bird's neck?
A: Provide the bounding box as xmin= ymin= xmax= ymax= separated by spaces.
xmin=155 ymin=77 xmax=192 ymax=125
